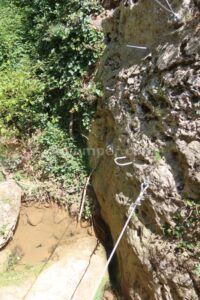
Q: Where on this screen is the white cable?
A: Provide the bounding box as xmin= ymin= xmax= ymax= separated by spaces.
xmin=164 ymin=0 xmax=173 ymax=11
xmin=89 ymin=180 xmax=149 ymax=300
xmin=114 ymin=156 xmax=133 ymax=167
xmin=126 ymin=44 xmax=148 ymax=50
xmin=153 ymin=0 xmax=172 ymax=13
xmin=106 ymin=87 xmax=115 ymax=92
xmin=164 ymin=0 xmax=179 ymax=18
xmin=153 ymin=0 xmax=179 ymax=19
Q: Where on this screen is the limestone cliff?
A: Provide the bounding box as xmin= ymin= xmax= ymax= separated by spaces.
xmin=89 ymin=0 xmax=200 ymax=299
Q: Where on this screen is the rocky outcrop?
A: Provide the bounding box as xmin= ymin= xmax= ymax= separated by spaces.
xmin=89 ymin=1 xmax=200 ymax=299
xmin=0 ymin=181 xmax=21 ymax=249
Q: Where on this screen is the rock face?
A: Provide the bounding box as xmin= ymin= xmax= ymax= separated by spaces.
xmin=0 ymin=181 xmax=21 ymax=249
xmin=89 ymin=1 xmax=200 ymax=299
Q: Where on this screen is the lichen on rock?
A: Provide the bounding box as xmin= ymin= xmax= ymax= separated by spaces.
xmin=89 ymin=0 xmax=200 ymax=299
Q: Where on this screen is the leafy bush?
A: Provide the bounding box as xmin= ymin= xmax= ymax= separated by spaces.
xmin=163 ymin=199 xmax=200 ymax=252
xmin=0 ymin=2 xmax=47 ymax=136
xmin=14 ymin=0 xmax=104 ymax=134
xmin=0 ymin=0 xmax=104 ymax=136
xmin=0 ymin=60 xmax=47 ymax=135
xmin=0 ymin=1 xmax=24 ymax=66
xmin=34 ymin=121 xmax=87 ymax=187
xmin=0 ymin=0 xmax=104 ymax=219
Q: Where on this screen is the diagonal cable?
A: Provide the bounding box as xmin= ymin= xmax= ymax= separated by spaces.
xmin=89 ymin=180 xmax=149 ymax=300
xmin=153 ymin=0 xmax=178 ymax=18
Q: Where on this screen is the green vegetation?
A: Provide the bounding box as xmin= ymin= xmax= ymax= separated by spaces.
xmin=0 ymin=0 xmax=104 ymax=215
xmin=5 ymin=247 xmax=23 ymax=272
xmin=154 ymin=150 xmax=162 ymax=162
xmin=165 ymin=199 xmax=200 ymax=251
xmin=196 ymin=263 xmax=200 ymax=277
xmin=0 ymin=263 xmax=47 ymax=287
xmin=13 ymin=0 xmax=104 ymax=133
xmin=0 ymin=1 xmax=47 ymax=136
xmin=34 ymin=121 xmax=87 ymax=187
xmin=163 ymin=199 xmax=200 ymax=253
xmin=94 ymin=274 xmax=110 ymax=300
xmin=163 ymin=199 xmax=200 ymax=276
xmin=0 ymin=225 xmax=8 ymax=237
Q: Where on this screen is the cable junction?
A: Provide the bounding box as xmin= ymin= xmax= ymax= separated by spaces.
xmin=153 ymin=0 xmax=179 ymax=19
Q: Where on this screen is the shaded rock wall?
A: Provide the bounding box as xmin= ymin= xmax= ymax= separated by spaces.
xmin=89 ymin=0 xmax=200 ymax=299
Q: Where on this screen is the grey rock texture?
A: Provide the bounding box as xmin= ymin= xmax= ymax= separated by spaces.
xmin=89 ymin=0 xmax=200 ymax=299
xmin=0 ymin=181 xmax=21 ymax=249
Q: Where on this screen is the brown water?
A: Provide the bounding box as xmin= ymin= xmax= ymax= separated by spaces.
xmin=6 ymin=203 xmax=89 ymax=267
xmin=1 ymin=203 xmax=117 ymax=300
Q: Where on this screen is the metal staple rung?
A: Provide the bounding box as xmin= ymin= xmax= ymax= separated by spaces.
xmin=106 ymin=87 xmax=115 ymax=92
xmin=114 ymin=156 xmax=133 ymax=167
xmin=126 ymin=44 xmax=148 ymax=50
